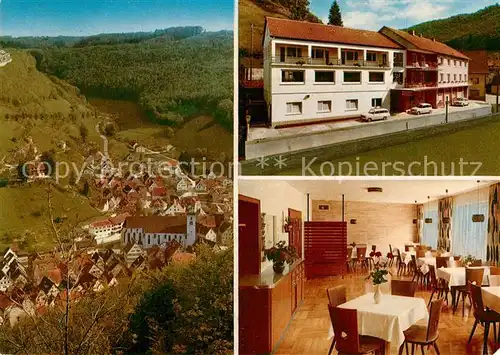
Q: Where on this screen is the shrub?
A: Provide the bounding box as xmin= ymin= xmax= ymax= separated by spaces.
xmin=0 ymin=178 xmax=8 ymax=188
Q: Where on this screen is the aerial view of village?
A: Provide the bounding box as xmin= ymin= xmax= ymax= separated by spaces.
xmin=0 ymin=0 xmax=234 ymax=353
xmin=238 ymin=0 xmax=500 ymax=175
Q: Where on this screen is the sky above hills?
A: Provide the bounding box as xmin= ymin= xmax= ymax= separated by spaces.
xmin=310 ymin=0 xmax=498 ymax=30
xmin=0 ymin=0 xmax=234 ymax=36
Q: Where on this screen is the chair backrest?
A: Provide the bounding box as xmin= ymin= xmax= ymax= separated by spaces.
xmin=328 ymin=305 xmax=360 ymax=353
xmin=466 ymin=267 xmax=485 ymax=286
xmin=405 ymin=245 xmax=410 ymax=252
xmin=469 ymin=282 xmax=485 ymax=318
xmin=391 ymin=280 xmax=417 ymax=297
xmin=491 ymin=266 xmax=500 ymax=276
xmin=327 ymin=285 xmax=347 ymax=307
xmin=489 ymin=275 xmax=500 ymax=286
xmin=426 ymin=298 xmax=444 ymax=341
xmin=428 ymin=265 xmax=438 ymax=288
xmin=435 ymin=257 xmax=448 ymax=269
xmin=371 ymin=245 xmax=376 ymax=252
xmin=356 ymin=247 xmax=367 ymax=260
xmin=411 ymin=255 xmax=418 ymax=272
xmin=416 ymin=250 xmax=426 ymax=258
xmin=471 ymin=259 xmax=483 ymax=266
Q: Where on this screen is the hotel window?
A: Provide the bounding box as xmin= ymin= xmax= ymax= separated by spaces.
xmin=369 ymin=72 xmax=384 ymax=83
xmin=286 ymin=47 xmax=302 ymax=58
xmin=393 ymin=52 xmax=403 ymax=66
xmin=412 ymin=53 xmax=417 ymax=63
xmin=345 ymin=51 xmax=359 ymax=61
xmin=371 ymin=98 xmax=382 ymax=107
xmin=454 ymin=74 xmax=457 ymax=81
xmin=459 ymin=74 xmax=462 ymax=81
xmin=286 ymin=102 xmax=302 ymax=114
xmin=281 ymin=70 xmax=304 ymax=83
xmin=312 ymin=49 xmax=324 ymax=59
xmin=447 ymin=58 xmax=450 ymax=65
xmin=393 ymin=72 xmax=403 ymax=84
xmin=459 ymin=61 xmax=462 ymax=66
xmin=465 ymin=74 xmax=467 ymax=82
xmin=474 ymin=77 xmax=480 ymax=84
xmin=346 ymin=99 xmax=358 ymax=111
xmin=465 ymin=62 xmax=467 ymax=67
xmin=440 ymin=73 xmax=444 ymax=82
xmin=315 ymin=70 xmax=335 ymax=83
xmin=366 ymin=52 xmax=377 ymax=62
xmin=343 ymin=71 xmax=361 ymax=83
xmin=447 ymin=73 xmax=451 ymax=82
xmin=454 ymin=60 xmax=457 ymax=66
xmin=317 ymin=100 xmax=332 ymax=113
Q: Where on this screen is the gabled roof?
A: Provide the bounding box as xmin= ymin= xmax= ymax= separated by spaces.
xmin=265 ymin=17 xmax=402 ymax=50
xmin=124 ymin=215 xmax=187 ymax=234
xmin=380 ymin=27 xmax=469 ymax=60
xmin=463 ymin=51 xmax=489 ymax=74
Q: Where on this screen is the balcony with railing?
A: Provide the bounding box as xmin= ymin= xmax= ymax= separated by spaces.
xmin=406 ymin=61 xmax=438 ymax=70
xmin=404 ymin=79 xmax=437 ymax=89
xmin=271 ymin=56 xmax=390 ymax=68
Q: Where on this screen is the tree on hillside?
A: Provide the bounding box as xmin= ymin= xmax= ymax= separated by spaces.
xmin=328 ymin=0 xmax=343 ymax=26
xmin=290 ymin=0 xmax=311 ymax=21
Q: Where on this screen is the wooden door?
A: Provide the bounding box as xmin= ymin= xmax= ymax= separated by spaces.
xmin=239 ymin=195 xmax=261 ymax=276
xmin=288 ymin=209 xmax=302 ymax=258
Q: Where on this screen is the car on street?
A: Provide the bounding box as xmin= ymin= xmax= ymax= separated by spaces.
xmin=452 ymin=97 xmax=469 ymax=106
xmin=360 ymin=107 xmax=390 ymax=122
xmin=409 ymin=103 xmax=433 ymax=115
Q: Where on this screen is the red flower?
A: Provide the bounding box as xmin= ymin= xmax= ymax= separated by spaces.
xmin=387 ymin=252 xmax=393 ymax=258
xmin=369 ymin=251 xmax=375 ymax=257
xmin=375 ymin=251 xmax=382 ymax=257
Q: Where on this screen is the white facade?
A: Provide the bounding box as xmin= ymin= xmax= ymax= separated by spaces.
xmin=90 ymin=221 xmax=124 ymax=244
xmin=263 ymin=34 xmax=405 ymax=126
xmin=437 ymin=55 xmax=469 ymax=89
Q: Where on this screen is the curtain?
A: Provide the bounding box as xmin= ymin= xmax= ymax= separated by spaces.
xmin=415 ymin=204 xmax=424 ymax=243
xmin=452 ymin=201 xmax=488 ymax=260
xmin=437 ymin=197 xmax=452 ymax=252
xmin=487 ymin=183 xmax=500 ymax=265
xmin=422 ymin=209 xmax=438 ymax=248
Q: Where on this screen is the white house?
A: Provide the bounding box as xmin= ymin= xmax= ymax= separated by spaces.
xmin=263 ymin=17 xmax=405 ymax=127
xmin=88 ymin=213 xmax=130 ymax=244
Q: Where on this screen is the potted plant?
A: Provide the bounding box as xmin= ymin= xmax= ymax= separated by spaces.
xmin=264 ymin=241 xmax=298 ymax=274
xmin=366 ymin=259 xmax=389 ymax=304
xmin=462 ymin=254 xmax=477 ymax=267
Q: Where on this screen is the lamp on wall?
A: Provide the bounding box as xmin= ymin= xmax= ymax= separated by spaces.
xmin=350 ymin=219 xmax=357 ymax=225
xmin=472 ymin=180 xmax=485 ymax=223
xmin=412 ymin=200 xmax=418 ymax=224
xmin=425 ymin=196 xmax=433 ymax=223
xmin=442 ymin=189 xmax=451 ymax=224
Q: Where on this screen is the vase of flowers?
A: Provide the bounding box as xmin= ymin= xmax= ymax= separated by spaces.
xmin=462 ymin=254 xmax=476 ymax=267
xmin=265 ymin=241 xmax=298 ymax=274
xmin=366 ymin=260 xmax=389 ymax=304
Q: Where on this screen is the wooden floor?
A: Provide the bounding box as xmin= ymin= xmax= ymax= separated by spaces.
xmin=274 ymin=267 xmax=499 ymax=355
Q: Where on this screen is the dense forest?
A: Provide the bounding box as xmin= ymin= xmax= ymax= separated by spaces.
xmin=405 ymin=4 xmax=500 ymax=51
xmin=2 ymin=27 xmax=233 ymax=130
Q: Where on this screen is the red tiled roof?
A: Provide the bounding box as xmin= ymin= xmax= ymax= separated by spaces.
xmin=463 ymin=51 xmax=489 ymax=74
xmin=124 ymin=215 xmax=186 ymax=234
xmin=382 ymin=27 xmax=469 ymax=60
xmin=109 ymin=213 xmax=131 ymax=225
xmin=266 ymin=17 xmax=402 ymax=49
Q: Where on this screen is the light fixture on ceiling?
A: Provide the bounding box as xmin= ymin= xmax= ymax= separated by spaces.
xmin=425 ymin=196 xmax=433 ymax=224
xmin=442 ymin=189 xmax=451 ymax=224
xmin=367 ymin=187 xmax=383 ymax=193
xmin=472 ymin=180 xmax=485 ymax=223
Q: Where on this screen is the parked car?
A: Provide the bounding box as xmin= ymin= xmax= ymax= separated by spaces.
xmin=409 ymin=103 xmax=433 ymax=115
xmin=360 ymin=107 xmax=390 ymax=122
xmin=452 ymin=97 xmax=469 ymax=106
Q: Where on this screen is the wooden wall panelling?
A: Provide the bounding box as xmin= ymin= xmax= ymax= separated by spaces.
xmin=239 ymin=194 xmax=261 ymax=276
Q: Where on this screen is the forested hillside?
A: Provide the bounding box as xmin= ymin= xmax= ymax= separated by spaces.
xmin=405 ymin=4 xmax=500 ymax=51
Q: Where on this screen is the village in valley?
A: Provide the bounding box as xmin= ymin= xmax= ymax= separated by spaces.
xmin=0 ymin=128 xmax=233 ymax=327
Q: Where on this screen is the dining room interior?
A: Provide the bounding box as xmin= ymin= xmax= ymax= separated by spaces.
xmin=238 ymin=178 xmax=500 ymax=355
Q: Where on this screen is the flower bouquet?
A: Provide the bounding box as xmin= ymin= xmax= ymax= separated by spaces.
xmin=461 ymin=254 xmax=477 ymax=267
xmin=264 ymin=240 xmax=298 ymax=274
xmin=366 ymin=259 xmax=389 ymax=304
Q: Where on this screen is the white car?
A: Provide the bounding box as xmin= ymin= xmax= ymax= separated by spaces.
xmin=360 ymin=108 xmax=390 ymax=122
xmin=409 ymin=103 xmax=433 ymax=115
xmin=452 ymin=97 xmax=469 ymax=106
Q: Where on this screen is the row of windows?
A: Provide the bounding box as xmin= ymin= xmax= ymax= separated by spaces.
xmin=438 ymin=56 xmax=467 ymax=67
xmin=279 ymin=46 xmax=403 ymax=64
xmin=282 ymin=70 xmax=385 ymax=84
xmin=286 ymin=98 xmax=382 ymax=115
xmin=439 ymin=73 xmax=467 ymax=83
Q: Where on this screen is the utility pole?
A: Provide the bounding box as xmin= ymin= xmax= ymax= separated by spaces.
xmin=250 ymin=23 xmax=254 ymax=81
xmin=445 ymin=96 xmax=449 ymax=123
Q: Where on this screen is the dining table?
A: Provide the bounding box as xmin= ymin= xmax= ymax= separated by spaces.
xmin=328 ymin=292 xmax=429 ymax=354
xmin=481 ymin=286 xmax=500 ymax=314
xmin=417 ymin=256 xmax=436 ymax=275
xmin=437 ymin=266 xmax=490 ymax=308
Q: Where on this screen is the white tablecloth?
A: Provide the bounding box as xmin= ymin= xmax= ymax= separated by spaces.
xmin=328 ymin=293 xmax=429 ymax=347
xmin=481 ymin=287 xmax=500 ymax=314
xmin=417 ymin=257 xmax=436 ymax=275
xmin=401 ymin=251 xmax=416 ymax=265
xmin=436 ymin=267 xmax=490 ymax=287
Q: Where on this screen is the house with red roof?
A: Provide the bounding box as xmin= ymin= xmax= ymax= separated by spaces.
xmin=463 ymin=51 xmax=489 ymax=99
xmin=262 ymin=17 xmax=471 ymax=126
xmin=380 ymin=27 xmax=470 ymax=111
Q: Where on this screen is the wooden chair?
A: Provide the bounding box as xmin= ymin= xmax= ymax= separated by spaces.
xmin=489 ymin=275 xmax=500 ymax=286
xmin=399 ymin=299 xmax=443 ymax=355
xmin=416 ymin=249 xmax=426 ymax=258
xmin=468 ymin=283 xmax=500 ymax=355
xmin=411 ymin=255 xmax=425 ymax=287
xmin=490 ymin=266 xmax=500 ymax=275
xmin=387 ymin=244 xmax=395 ymax=267
xmin=472 ymin=259 xmax=483 ymax=266
xmin=435 ymin=257 xmax=448 ymax=269
xmin=454 ymin=267 xmax=485 ymax=316
xmin=396 ymin=249 xmax=407 ymax=275
xmin=355 ymin=246 xmax=369 ymax=271
xmin=328 ymin=305 xmax=386 ymax=355
xmin=327 ymin=285 xmax=347 ymax=355
xmin=391 ymin=280 xmax=417 ymax=297
xmin=427 ymin=265 xmax=449 ymax=307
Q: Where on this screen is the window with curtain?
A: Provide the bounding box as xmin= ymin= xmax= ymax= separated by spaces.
xmin=422 ymin=209 xmax=438 ymax=248
xmin=452 ymin=201 xmax=488 ymax=259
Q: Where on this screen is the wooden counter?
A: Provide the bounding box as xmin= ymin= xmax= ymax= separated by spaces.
xmin=239 ymin=260 xmax=305 ymax=354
